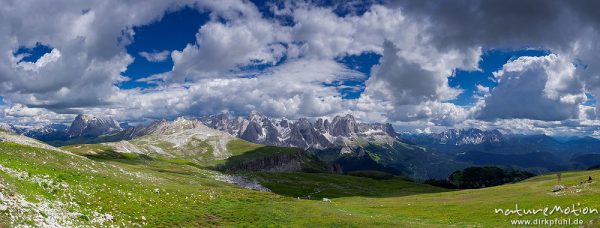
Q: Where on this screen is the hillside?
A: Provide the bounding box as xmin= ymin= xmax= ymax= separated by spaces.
xmin=61 ymin=117 xmax=328 ymax=173
xmin=0 ymin=141 xmax=444 ymax=227
xmin=2 ymin=139 xmax=600 ymax=226
xmin=0 ymin=129 xmax=69 ymax=153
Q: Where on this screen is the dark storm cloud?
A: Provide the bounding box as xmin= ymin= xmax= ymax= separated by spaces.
xmin=389 ymin=0 xmax=592 ymax=51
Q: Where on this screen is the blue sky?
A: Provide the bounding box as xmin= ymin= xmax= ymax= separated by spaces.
xmin=14 ymin=43 xmax=54 ymax=63
xmin=2 ymin=0 xmax=600 ymax=136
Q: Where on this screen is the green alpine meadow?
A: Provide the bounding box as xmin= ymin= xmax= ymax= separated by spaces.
xmin=1 ymin=127 xmax=600 ymax=226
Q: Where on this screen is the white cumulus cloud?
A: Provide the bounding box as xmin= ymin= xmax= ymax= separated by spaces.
xmin=139 ymin=50 xmax=170 ymax=62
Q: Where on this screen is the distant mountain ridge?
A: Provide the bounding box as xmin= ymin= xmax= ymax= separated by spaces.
xmin=0 ymin=122 xmax=69 ymax=142
xmin=402 ymin=128 xmax=600 ymax=157
xmin=402 ymin=128 xmax=505 ymax=146
xmin=403 ymin=128 xmax=600 ymax=173
xmin=432 ymin=128 xmax=504 ymax=145
xmin=0 ymin=114 xmax=126 ymax=146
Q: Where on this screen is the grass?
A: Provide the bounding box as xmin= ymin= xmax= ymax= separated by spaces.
xmin=223 ymin=145 xmax=302 ymax=166
xmin=3 ymin=141 xmax=600 ymax=226
xmin=225 ymin=139 xmax=264 ymax=154
xmin=61 ymin=143 xmax=115 ymax=154
xmin=45 ymin=133 xmax=126 ymax=147
xmin=219 ymin=139 xmax=330 ymax=172
xmin=3 ymin=141 xmax=457 ymax=227
xmin=346 ymin=170 xmax=397 ymax=180
xmin=247 ymin=172 xmax=446 ymax=199
xmin=331 ymin=171 xmax=600 ymax=226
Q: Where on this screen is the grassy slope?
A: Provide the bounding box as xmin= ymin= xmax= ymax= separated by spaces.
xmin=0 ymin=142 xmax=444 ymax=227
xmin=45 ymin=133 xmax=125 ymax=147
xmin=3 ymin=142 xmax=600 ymax=227
xmin=248 ymin=172 xmax=445 ymax=199
xmin=62 ymin=139 xmax=307 ymax=166
xmin=222 ymin=139 xmax=301 ymax=164
xmin=250 ymin=170 xmax=600 ymax=227
xmin=347 ymin=172 xmax=600 ymax=226
xmin=221 ymin=139 xmax=330 ymax=172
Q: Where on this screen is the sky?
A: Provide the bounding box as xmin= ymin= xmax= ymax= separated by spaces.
xmin=1 ymin=0 xmax=600 ymax=136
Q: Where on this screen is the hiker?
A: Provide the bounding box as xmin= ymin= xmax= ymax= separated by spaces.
xmin=589 ymin=176 xmax=593 ymax=182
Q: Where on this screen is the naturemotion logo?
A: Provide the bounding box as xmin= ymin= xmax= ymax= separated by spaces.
xmin=494 ymin=203 xmax=598 ymax=217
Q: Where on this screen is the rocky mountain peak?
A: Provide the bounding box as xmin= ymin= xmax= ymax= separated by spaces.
xmin=67 ymin=114 xmax=122 ymax=137
xmin=248 ymin=111 xmax=267 ymax=122
xmin=330 ymin=114 xmax=359 ymax=137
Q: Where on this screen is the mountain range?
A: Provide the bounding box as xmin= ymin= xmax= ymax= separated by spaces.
xmin=402 ymin=128 xmax=600 ymax=172
xmin=199 ymin=111 xmax=397 ymax=149
xmin=199 ymin=112 xmax=464 ymax=179
xmin=404 ymin=128 xmax=505 ymax=146
xmin=3 ymin=112 xmax=600 ymax=180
